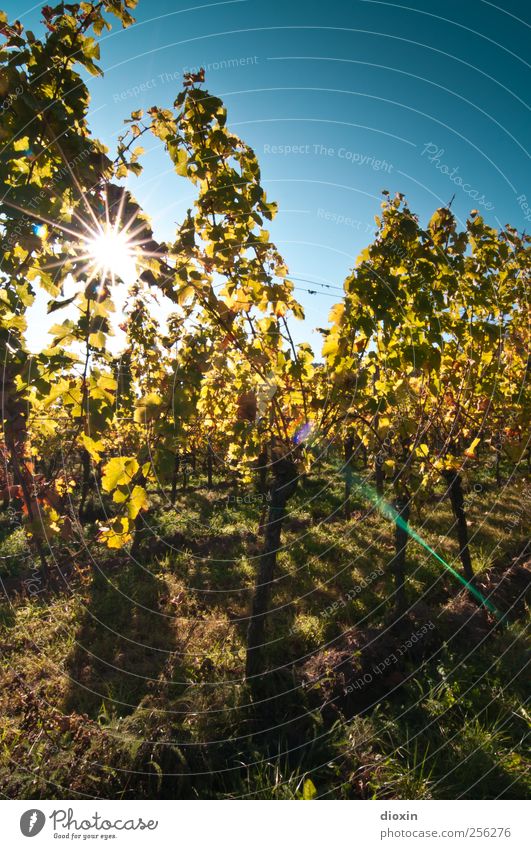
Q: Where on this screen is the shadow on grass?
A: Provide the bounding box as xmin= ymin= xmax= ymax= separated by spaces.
xmin=63 ymin=560 xmax=179 ymax=719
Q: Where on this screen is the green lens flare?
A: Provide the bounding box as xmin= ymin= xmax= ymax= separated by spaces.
xmin=345 ymin=471 xmax=500 ymax=618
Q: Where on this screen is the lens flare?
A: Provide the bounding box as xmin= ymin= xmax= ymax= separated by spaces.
xmin=294 ymin=421 xmax=313 ymax=445
xmin=32 ymin=223 xmax=47 ymax=238
xmin=343 ymin=470 xmax=500 ymax=618
xmin=84 ymin=224 xmax=136 ymax=284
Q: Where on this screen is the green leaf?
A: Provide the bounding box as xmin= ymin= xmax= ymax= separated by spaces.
xmin=82 ymin=36 xmax=100 ymax=61
xmin=168 ymin=142 xmax=188 ymax=177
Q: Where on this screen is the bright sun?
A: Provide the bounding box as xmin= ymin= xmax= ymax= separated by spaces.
xmin=85 ymin=225 xmax=136 ymax=284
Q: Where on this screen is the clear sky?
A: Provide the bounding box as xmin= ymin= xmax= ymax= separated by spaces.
xmin=6 ymin=0 xmax=531 ymax=352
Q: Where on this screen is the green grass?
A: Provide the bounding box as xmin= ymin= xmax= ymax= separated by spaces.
xmin=0 ymin=465 xmax=529 ymax=799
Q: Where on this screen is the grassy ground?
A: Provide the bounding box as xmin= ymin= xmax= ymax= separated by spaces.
xmin=0 ymin=462 xmax=529 ymax=799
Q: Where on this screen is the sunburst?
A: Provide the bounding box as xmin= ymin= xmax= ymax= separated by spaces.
xmin=83 ymin=221 xmax=137 ymax=287
xmin=2 ymin=185 xmax=145 ymax=290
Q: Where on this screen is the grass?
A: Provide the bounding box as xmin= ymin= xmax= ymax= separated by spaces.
xmin=0 ymin=462 xmax=529 ymax=799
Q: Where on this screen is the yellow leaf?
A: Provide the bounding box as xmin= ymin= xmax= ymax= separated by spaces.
xmin=328 ymin=302 xmax=344 ymax=325
xmin=322 ymin=334 xmax=339 ymax=358
xmin=13 ymin=136 xmax=29 ymax=151
xmin=81 ymin=434 xmax=103 ymax=462
xmin=98 ymin=517 xmax=132 ymax=549
xmin=464 ymin=437 xmax=480 ymax=458
xmin=89 ymin=330 xmax=106 ymax=349
xmin=134 ymin=393 xmax=164 ymax=424
xmin=302 ymin=778 xmax=317 ymax=800
xmin=128 ymin=485 xmax=149 ymax=519
xmin=177 ymin=285 xmax=195 ymax=306
xmin=101 ymin=457 xmax=139 ymax=492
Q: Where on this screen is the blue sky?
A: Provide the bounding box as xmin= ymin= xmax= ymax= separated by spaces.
xmin=7 ymin=0 xmax=530 ymax=351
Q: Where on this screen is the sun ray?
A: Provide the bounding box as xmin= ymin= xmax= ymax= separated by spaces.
xmin=43 ymin=130 xmax=102 ymax=233
xmin=0 ymin=198 xmax=88 ymax=243
xmin=84 ymin=222 xmax=137 ymax=285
